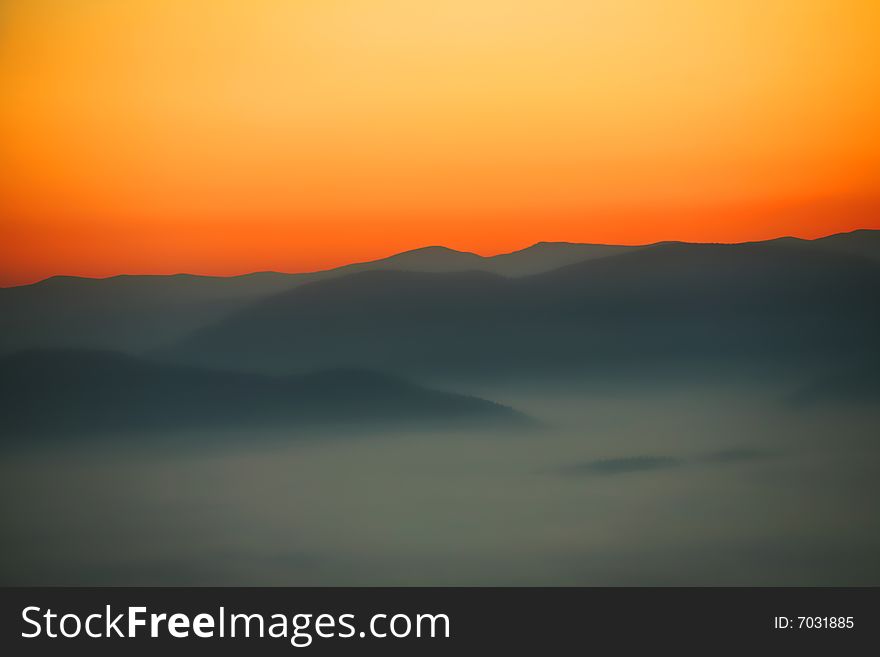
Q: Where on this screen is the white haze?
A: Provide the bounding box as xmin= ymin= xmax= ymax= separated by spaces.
xmin=2 ymin=384 xmax=879 ymax=585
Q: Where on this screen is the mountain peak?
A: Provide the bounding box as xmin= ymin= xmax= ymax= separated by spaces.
xmin=352 ymin=245 xmax=485 ymax=273
xmin=395 ymin=245 xmax=475 ymax=256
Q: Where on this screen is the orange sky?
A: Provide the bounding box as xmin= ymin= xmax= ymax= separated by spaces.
xmin=1 ymin=0 xmax=879 ymax=286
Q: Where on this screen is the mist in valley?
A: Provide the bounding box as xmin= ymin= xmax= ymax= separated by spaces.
xmin=3 ymin=379 xmax=878 ymax=586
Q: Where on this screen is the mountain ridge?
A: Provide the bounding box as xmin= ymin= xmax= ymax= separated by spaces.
xmin=2 ymin=229 xmax=877 ymax=358
xmin=10 ymin=228 xmax=877 ymax=289
xmin=161 ymin=238 xmax=880 ymax=380
xmin=0 ymin=348 xmax=528 ymax=440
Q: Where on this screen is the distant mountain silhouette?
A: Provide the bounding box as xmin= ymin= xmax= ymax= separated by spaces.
xmin=0 ymin=242 xmax=635 ymax=355
xmin=335 ymin=245 xmax=486 ymax=273
xmin=161 ymin=238 xmax=880 ymax=381
xmin=1 ymin=230 xmax=877 ymax=360
xmin=0 ymin=272 xmax=303 ymax=355
xmin=484 ymin=242 xmax=638 ymax=276
xmin=0 ymin=349 xmax=527 ymax=440
xmin=322 ymin=242 xmax=637 ymax=277
xmin=778 ymin=229 xmax=880 ymax=262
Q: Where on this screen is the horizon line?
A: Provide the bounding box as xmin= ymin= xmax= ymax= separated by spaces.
xmin=3 ymin=227 xmax=877 ymax=290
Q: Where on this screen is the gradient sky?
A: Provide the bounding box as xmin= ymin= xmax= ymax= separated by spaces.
xmin=1 ymin=0 xmax=879 ymax=286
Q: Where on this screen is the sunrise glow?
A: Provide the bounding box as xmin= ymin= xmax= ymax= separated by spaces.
xmin=1 ymin=0 xmax=878 ymax=285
